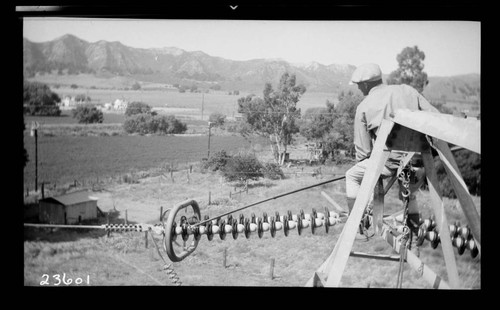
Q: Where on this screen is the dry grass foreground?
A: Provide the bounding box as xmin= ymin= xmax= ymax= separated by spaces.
xmin=24 ymin=165 xmax=481 ymax=288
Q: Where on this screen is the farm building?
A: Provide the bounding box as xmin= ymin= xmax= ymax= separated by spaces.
xmin=38 ymin=191 xmax=99 ymax=224
xmin=113 ymin=99 xmax=128 ymax=110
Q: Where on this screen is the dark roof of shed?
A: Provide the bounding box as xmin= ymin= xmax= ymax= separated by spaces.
xmin=40 ymin=191 xmax=97 ymax=206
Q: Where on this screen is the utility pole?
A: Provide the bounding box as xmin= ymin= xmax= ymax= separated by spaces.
xmin=31 ymin=121 xmax=39 ymax=192
xmin=207 ymin=122 xmax=213 ymax=159
xmin=201 ymin=93 xmax=204 ymax=120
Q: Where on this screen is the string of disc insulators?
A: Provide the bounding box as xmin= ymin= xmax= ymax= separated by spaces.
xmin=171 ymin=208 xmax=343 ymax=242
xmin=413 ymin=218 xmax=479 ymax=258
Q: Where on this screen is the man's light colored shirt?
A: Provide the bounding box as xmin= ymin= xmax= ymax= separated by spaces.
xmin=353 ymin=83 xmax=440 ymax=168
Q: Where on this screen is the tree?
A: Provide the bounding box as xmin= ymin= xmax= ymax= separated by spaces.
xmin=72 ymin=104 xmax=104 ymax=124
xmin=386 ymin=46 xmax=428 ymax=93
xmin=238 ymin=72 xmax=306 ymax=165
xmin=125 ymin=102 xmax=154 ymax=117
xmin=23 ymin=80 xmax=62 ymax=116
xmin=75 ymin=94 xmax=91 ymax=103
xmin=209 ymin=112 xmax=226 ymax=127
xmin=131 ymin=81 xmax=141 ymax=90
xmin=299 ymin=91 xmax=362 ymax=160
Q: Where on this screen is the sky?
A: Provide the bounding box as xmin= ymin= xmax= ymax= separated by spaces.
xmin=23 ymin=18 xmax=481 ymax=77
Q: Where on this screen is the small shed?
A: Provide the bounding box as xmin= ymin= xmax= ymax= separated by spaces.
xmin=39 ymin=191 xmax=98 ymax=224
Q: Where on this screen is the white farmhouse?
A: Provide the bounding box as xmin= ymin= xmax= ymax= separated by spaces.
xmin=113 ymin=99 xmax=128 ymax=110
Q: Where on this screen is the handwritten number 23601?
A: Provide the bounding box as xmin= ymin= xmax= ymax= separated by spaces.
xmin=40 ymin=274 xmax=90 ymax=286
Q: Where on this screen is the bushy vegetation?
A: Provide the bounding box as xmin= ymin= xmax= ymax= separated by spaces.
xmin=123 ymin=113 xmax=187 ymax=135
xmin=299 ymin=91 xmax=362 ymax=161
xmin=125 ymin=101 xmax=155 ymax=117
xmin=222 ymin=153 xmax=264 ymax=183
xmin=435 ymin=149 xmax=481 ymax=197
xmin=23 ymin=80 xmax=62 ymax=116
xmin=261 ymin=162 xmax=285 ymax=180
xmin=122 ymin=102 xmax=187 ymax=135
xmin=430 ymin=100 xmax=454 ymax=114
xmin=72 ymin=104 xmax=104 ymax=124
xmin=202 ymin=150 xmax=231 ymax=172
xmin=202 ymin=150 xmax=284 ymax=183
xmin=209 ymin=112 xmax=226 ymax=127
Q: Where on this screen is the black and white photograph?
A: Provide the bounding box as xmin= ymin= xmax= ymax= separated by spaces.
xmin=20 ymin=5 xmax=481 ymax=288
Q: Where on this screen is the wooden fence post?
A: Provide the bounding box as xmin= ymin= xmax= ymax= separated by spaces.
xmin=160 ymin=206 xmax=163 ymax=221
xmin=125 ymin=209 xmax=128 ymax=224
xmin=208 ymin=191 xmax=211 ymax=205
xmin=269 ymin=258 xmax=275 ymax=280
xmin=223 ymin=248 xmax=227 ymax=268
xmin=144 ymin=231 xmax=148 ymax=248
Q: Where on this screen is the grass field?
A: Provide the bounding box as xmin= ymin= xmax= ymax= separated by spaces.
xmin=23 ymin=130 xmax=270 ymax=189
xmin=24 ymin=166 xmax=481 ymax=288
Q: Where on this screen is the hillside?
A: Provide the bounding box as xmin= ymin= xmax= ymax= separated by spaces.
xmin=23 ymin=34 xmax=480 ymax=100
xmin=22 ymin=34 xmax=355 ymax=93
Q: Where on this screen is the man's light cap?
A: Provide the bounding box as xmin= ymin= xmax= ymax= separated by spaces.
xmin=349 ymin=63 xmax=382 ymax=85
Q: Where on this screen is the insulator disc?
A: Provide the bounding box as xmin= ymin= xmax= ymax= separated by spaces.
xmin=219 ymin=220 xmax=226 ymax=240
xmin=449 ymin=223 xmax=458 ymax=238
xmin=430 ymin=233 xmax=440 ymax=249
xmin=460 ymin=226 xmax=471 ymax=240
xmin=207 ymin=222 xmax=214 ymax=241
xmin=454 ymin=236 xmax=466 ymax=255
xmin=258 ymin=218 xmax=263 ymax=239
xmin=232 ymin=220 xmax=238 ymax=240
xmin=297 ymin=216 xmax=303 ymax=235
xmin=416 ymin=227 xmax=426 ymax=246
xmin=244 ymin=219 xmax=251 ymax=239
xmin=270 ymin=217 xmax=276 ymax=238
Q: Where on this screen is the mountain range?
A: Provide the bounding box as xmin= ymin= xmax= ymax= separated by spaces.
xmin=23 ymin=34 xmax=480 ymax=101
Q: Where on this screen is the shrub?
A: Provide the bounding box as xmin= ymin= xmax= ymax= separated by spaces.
xmin=261 ymin=162 xmax=285 ymax=180
xmin=72 ymin=105 xmax=104 ymax=124
xmin=125 ymin=102 xmax=153 ymax=117
xmin=203 ymin=150 xmax=232 ymax=172
xmin=131 ymin=81 xmax=141 ymax=90
xmin=209 ymin=112 xmax=226 ymax=127
xmin=123 ymin=113 xmax=187 ymax=135
xmin=221 ymin=153 xmax=264 ymax=183
xmin=75 ymin=94 xmax=91 ymax=103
